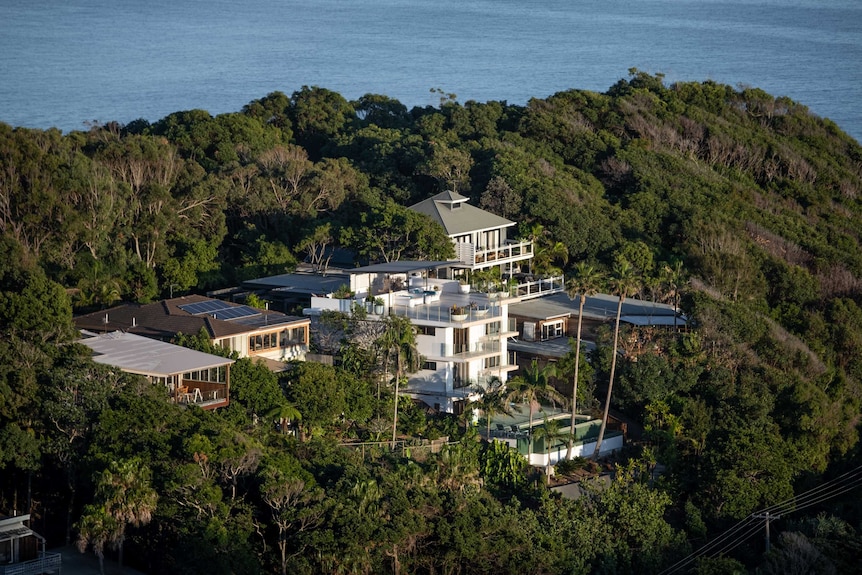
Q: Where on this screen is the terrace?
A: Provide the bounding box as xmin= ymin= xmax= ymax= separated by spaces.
xmin=479 ymin=407 xmax=625 ymax=464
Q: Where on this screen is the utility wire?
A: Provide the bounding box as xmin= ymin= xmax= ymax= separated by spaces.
xmin=658 ymin=464 xmax=862 ymax=575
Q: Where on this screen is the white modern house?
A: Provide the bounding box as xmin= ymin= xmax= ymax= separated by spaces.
xmin=243 ymin=192 xmax=562 ymax=415
xmin=303 ymin=259 xmax=565 ymax=414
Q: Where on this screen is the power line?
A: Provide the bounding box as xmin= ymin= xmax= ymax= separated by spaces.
xmin=658 ymin=465 xmax=862 ymax=575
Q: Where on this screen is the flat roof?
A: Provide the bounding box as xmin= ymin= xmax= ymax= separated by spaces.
xmin=509 ymin=292 xmax=687 ymax=326
xmin=79 ymin=331 xmax=234 ymax=377
xmin=241 ymin=272 xmax=351 ymax=294
xmin=345 ymin=261 xmax=460 ymax=274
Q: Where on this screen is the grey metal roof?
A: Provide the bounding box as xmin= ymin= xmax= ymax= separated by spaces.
xmin=509 ymin=291 xmax=687 ymax=326
xmin=345 ymin=261 xmax=460 ymax=274
xmin=79 ymin=331 xmax=234 ymax=377
xmin=409 ymin=191 xmax=515 ymax=236
xmin=241 ymin=272 xmax=351 ymax=294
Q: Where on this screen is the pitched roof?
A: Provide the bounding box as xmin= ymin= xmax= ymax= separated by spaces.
xmin=78 ymin=331 xmax=234 ymax=377
xmin=74 ymin=295 xmax=308 ymax=340
xmin=409 ymin=191 xmax=515 ymax=236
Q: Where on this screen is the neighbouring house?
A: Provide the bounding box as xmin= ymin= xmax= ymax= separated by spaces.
xmin=74 ymin=295 xmax=310 ymax=365
xmin=507 ymin=291 xmax=688 ymax=365
xmin=0 ymin=514 xmax=61 ymax=575
xmin=409 ymin=190 xmax=534 ymax=275
xmin=78 ymin=330 xmax=234 ymax=409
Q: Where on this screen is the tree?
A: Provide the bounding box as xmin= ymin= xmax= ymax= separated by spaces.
xmin=266 ymin=401 xmax=302 ymax=436
xmin=565 ymin=262 xmax=603 ymax=459
xmin=474 ymin=377 xmax=513 ymax=439
xmin=532 ymin=240 xmax=569 ymax=277
xmin=593 ymin=259 xmax=639 ymax=458
xmin=479 ymin=176 xmax=522 ymax=220
xmin=284 ymin=362 xmax=347 ymax=439
xmin=258 ymin=453 xmax=325 ymax=575
xmin=377 ymin=315 xmax=421 ymax=444
xmin=89 ymin=457 xmax=158 ymax=569
xmin=506 ymin=359 xmax=565 ymax=456
xmin=532 ymin=417 xmax=565 ymax=483
xmin=417 ymin=142 xmax=473 ymax=193
xmin=76 ymin=504 xmax=118 ymax=575
xmin=340 ymin=199 xmax=454 ymax=263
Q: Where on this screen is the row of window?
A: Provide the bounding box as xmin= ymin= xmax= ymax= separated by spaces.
xmin=248 ymin=327 xmax=308 ymax=353
xmin=182 ymin=366 xmax=227 ymax=383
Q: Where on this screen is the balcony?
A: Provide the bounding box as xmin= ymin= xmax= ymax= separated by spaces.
xmin=173 ymin=381 xmax=228 ymax=410
xmin=455 ymin=240 xmax=534 ymax=269
xmin=0 ymin=552 xmax=61 ymax=575
xmin=422 ymin=341 xmax=503 ymax=361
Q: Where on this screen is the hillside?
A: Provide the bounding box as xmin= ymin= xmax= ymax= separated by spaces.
xmin=1 ymin=71 xmax=861 ymax=573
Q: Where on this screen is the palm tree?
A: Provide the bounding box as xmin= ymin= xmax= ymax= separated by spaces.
xmin=76 ymin=504 xmax=117 ymax=575
xmin=593 ymin=259 xmax=639 ymax=458
xmin=506 ymin=359 xmax=566 ymax=457
xmin=565 ymin=263 xmax=603 ymax=460
xmin=475 ymin=376 xmax=513 ymax=439
xmin=266 ymin=401 xmax=302 ymax=435
xmin=662 ymin=259 xmax=684 ymax=331
xmin=532 ymin=417 xmax=566 ymax=483
xmin=378 ymin=315 xmax=421 ymax=445
xmin=93 ymin=458 xmax=158 ymax=568
xmin=533 ymin=240 xmax=569 ymax=277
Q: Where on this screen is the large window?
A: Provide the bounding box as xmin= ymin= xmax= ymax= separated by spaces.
xmin=422 ymin=361 xmax=437 ymax=371
xmin=250 ymin=331 xmax=280 ymax=352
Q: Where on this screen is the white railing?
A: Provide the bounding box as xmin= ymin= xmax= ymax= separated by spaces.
xmin=0 ymin=552 xmax=62 ymax=575
xmin=510 ymin=275 xmax=565 ymax=299
xmin=456 ymin=240 xmax=534 ymax=268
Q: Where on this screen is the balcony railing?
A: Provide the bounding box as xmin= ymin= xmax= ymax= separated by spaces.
xmin=424 ymin=341 xmax=503 ymax=360
xmin=0 ymin=552 xmax=62 ymax=575
xmin=455 ymin=240 xmax=534 ymax=268
xmin=510 ymin=275 xmax=565 ymax=299
xmin=392 ymin=305 xmax=503 ymax=324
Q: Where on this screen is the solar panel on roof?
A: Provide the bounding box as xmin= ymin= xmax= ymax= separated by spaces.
xmin=179 ymin=300 xmax=262 ymax=321
xmin=179 ymin=300 xmax=233 ymax=316
xmin=213 ymin=306 xmax=260 ymax=320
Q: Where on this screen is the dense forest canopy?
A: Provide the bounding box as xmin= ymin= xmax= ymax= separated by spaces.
xmin=1 ymin=71 xmax=862 ymax=573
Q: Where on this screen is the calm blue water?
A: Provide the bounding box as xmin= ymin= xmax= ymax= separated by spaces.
xmin=1 ymin=0 xmax=861 ymax=142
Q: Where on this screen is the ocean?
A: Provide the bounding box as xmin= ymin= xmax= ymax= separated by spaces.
xmin=1 ymin=0 xmax=860 ymax=142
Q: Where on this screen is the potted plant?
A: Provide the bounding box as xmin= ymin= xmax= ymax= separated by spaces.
xmin=450 ymin=305 xmax=468 ymax=321
xmin=332 ymin=284 xmax=354 ymax=299
xmin=458 ymin=277 xmax=470 ymax=294
xmin=373 ymin=297 xmax=385 ymax=314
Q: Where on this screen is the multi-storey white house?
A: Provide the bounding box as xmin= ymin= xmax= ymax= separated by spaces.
xmin=304 ymin=266 xmax=519 ymax=414
xmin=240 ymin=192 xmax=560 ymax=414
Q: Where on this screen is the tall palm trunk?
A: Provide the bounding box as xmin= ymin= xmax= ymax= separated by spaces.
xmin=392 ymin=372 xmax=401 ymax=447
xmin=566 ymin=295 xmax=586 ymax=460
xmin=593 ymin=293 xmax=625 ymax=458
